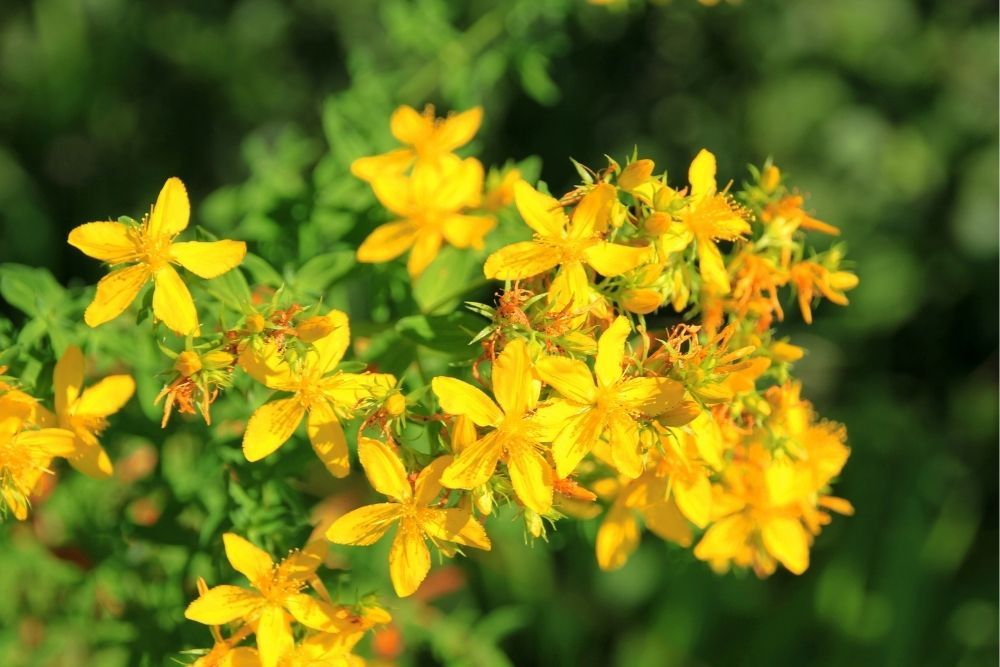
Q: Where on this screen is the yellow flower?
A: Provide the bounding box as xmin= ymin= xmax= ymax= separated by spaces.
xmin=672 ymin=149 xmax=752 ymax=294
xmin=0 ymin=391 xmax=76 ymax=520
xmin=185 ymin=534 xmax=347 ymax=667
xmin=484 ymin=182 xmax=650 ymax=315
xmin=326 ymin=438 xmax=491 ymax=597
xmin=68 ymin=177 xmax=247 ymax=335
xmin=535 ymin=317 xmax=683 ymax=479
xmin=431 ymin=339 xmax=558 ymax=514
xmin=37 ymin=345 xmax=134 ymax=479
xmin=350 ymin=105 xmax=483 ymax=182
xmin=240 ymin=311 xmax=395 ymax=477
xmin=787 ymin=261 xmax=859 ymax=324
xmin=357 ymin=156 xmax=495 ymax=277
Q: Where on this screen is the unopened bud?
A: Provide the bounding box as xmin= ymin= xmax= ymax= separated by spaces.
xmin=761 ymin=165 xmax=781 ymax=194
xmin=174 ymin=351 xmax=202 ymax=377
xmin=643 ymin=211 xmax=672 ymax=235
xmin=245 ymin=313 xmax=266 ymax=333
xmin=621 ymin=289 xmax=663 ymax=315
xmin=618 ymin=159 xmax=655 ymax=191
xmin=295 ymin=315 xmax=335 ymax=343
xmin=385 ymin=393 xmax=406 ymax=417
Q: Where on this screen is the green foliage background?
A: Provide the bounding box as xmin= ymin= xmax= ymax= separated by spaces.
xmin=0 ymin=0 xmax=996 ymax=666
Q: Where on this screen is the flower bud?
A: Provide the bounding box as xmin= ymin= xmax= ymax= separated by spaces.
xmin=174 ymin=351 xmax=202 ymax=377
xmin=245 ymin=313 xmax=266 ymax=333
xmin=761 ymin=165 xmax=781 ymax=194
xmin=621 ymin=289 xmax=663 ymax=315
xmin=643 ymin=211 xmax=672 ymax=235
xmin=385 ymin=393 xmax=406 ymax=417
xmin=770 ymin=341 xmax=804 ymax=363
xmin=653 ymin=186 xmax=676 ymax=212
xmin=618 ymin=159 xmax=655 ymax=191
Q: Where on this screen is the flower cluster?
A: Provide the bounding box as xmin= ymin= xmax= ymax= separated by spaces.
xmin=0 ymin=104 xmax=856 ymax=664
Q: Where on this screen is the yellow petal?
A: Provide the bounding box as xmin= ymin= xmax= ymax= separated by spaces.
xmin=413 ymin=455 xmax=452 ymax=506
xmin=184 ymin=585 xmax=263 ymax=625
xmin=483 ymin=241 xmax=560 ymax=280
xmin=284 ymin=594 xmax=346 ymax=632
xmin=238 ymin=340 xmax=295 ymax=390
xmin=15 ymin=428 xmax=77 ymax=458
xmin=568 ymin=183 xmax=616 ymax=239
xmin=596 ymin=501 xmax=639 ymax=571
xmin=306 ymin=400 xmax=350 ymax=478
xmin=153 ymin=265 xmax=199 ymax=335
xmin=491 ymin=339 xmax=538 ymax=418
xmin=688 ymin=149 xmax=717 ymax=199
xmin=535 ymin=356 xmax=596 ymax=404
xmin=505 ymin=440 xmax=553 ymax=514
xmin=688 ymin=411 xmax=724 ymax=470
xmin=84 ymin=264 xmax=149 ymax=328
xmin=608 ymin=411 xmax=642 ymax=478
xmin=513 ymin=180 xmax=567 ymax=239
xmin=388 ymin=521 xmax=431 ymax=597
xmin=350 ymin=149 xmax=414 ymax=182
xmin=75 ymin=375 xmax=135 ymax=417
xmin=583 ymin=241 xmax=651 ymax=277
xmin=441 ymin=214 xmax=495 ymax=249
xmin=369 ymin=174 xmax=413 ymax=217
xmin=420 ymin=156 xmax=482 ymax=210
xmin=54 ymin=345 xmax=84 ymax=416
xmin=277 ymin=539 xmax=327 ymax=584
xmin=595 ymin=316 xmax=631 ymax=388
xmin=358 ymin=437 xmax=411 ymax=502
xmin=760 ymin=515 xmax=810 ymax=574
xmin=550 ymin=407 xmax=604 ymax=478
xmin=547 ymin=259 xmax=589 ymax=315
xmin=693 ymin=513 xmax=752 ymax=563
xmin=643 ymin=498 xmax=692 ymax=546
xmin=356 ymin=221 xmax=418 ymax=263
xmin=389 ymin=105 xmax=432 ymax=145
xmin=67 ymin=222 xmax=137 ymax=263
xmin=148 ymin=177 xmax=191 ymax=238
xmin=223 ymin=533 xmax=275 ymax=585
xmin=406 ymin=230 xmax=442 ymax=278
xmin=431 ymin=377 xmax=502 ymax=427
xmin=440 ymin=430 xmax=503 ymax=490
xmin=326 ymin=503 xmax=401 ymax=545
xmin=422 ymin=508 xmax=491 ymax=550
xmin=66 ymin=437 xmax=114 ymax=479
xmin=618 ymin=159 xmax=655 ymax=192
xmin=169 ymin=240 xmax=247 ymax=279
xmin=697 ymin=241 xmax=730 ymax=295
xmin=243 ymin=398 xmax=306 ymax=462
xmin=433 ymin=106 xmax=483 ymax=152
xmin=673 ymin=475 xmax=712 ymax=528
xmin=255 ymin=604 xmax=293 ymax=667
xmin=615 ymin=377 xmax=683 ymax=417
xmin=308 ymin=309 xmax=350 ymax=374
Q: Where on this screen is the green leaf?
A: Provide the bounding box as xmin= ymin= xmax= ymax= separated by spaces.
xmin=292 ymin=249 xmax=355 ymax=297
xmin=396 ymin=312 xmax=481 ymax=355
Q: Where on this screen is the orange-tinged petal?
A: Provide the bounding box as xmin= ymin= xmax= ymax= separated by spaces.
xmin=389 ymin=105 xmax=432 ymax=145
xmin=54 ymin=345 xmax=84 ymax=416
xmin=596 ymin=501 xmax=639 ymax=570
xmin=615 ymin=377 xmax=682 ymax=417
xmin=326 ymin=503 xmax=401 ymax=545
xmin=306 ymin=400 xmax=350 ymax=478
xmin=535 ymin=356 xmax=596 ymax=405
xmin=505 ymin=440 xmax=553 ymax=514
xmin=223 ymin=533 xmax=275 ymax=585
xmin=243 ymin=398 xmax=306 ymax=462
xmin=431 ymin=377 xmax=502 ymax=427
xmin=148 ymin=177 xmax=191 ymax=238
xmin=406 ymin=230 xmax=442 ymax=278
xmin=433 ymin=106 xmax=483 ymax=152
xmin=607 ymin=411 xmax=642 ymax=478
xmin=513 ymin=180 xmax=567 ymax=239
xmin=184 ymin=585 xmax=263 ymax=625
xmin=441 ymin=214 xmax=495 ymax=250
xmin=422 ymin=508 xmax=491 ymax=550
xmin=169 ymin=240 xmax=246 ymax=279
xmin=760 ymin=515 xmax=810 ymax=574
xmin=84 ymin=264 xmax=149 ymax=328
xmin=356 ymin=221 xmax=418 ymax=263
xmin=583 ymin=241 xmax=651 ymax=277
xmin=255 ymin=604 xmax=293 ymax=667
xmin=75 ymin=375 xmax=135 ymax=417
xmin=440 ymin=430 xmax=503 ymax=490
xmin=491 ymin=339 xmax=538 ymax=417
xmin=595 ymin=316 xmax=631 ymax=388
xmin=568 ymin=183 xmax=616 ymax=239
xmin=643 ymin=498 xmax=692 ymax=546
xmin=483 ymin=241 xmax=560 ymax=280
xmin=152 ymin=265 xmax=199 ymax=335
xmin=67 ymin=222 xmax=137 ymax=263
xmin=350 ymin=149 xmax=414 ymax=182
xmin=688 ymin=149 xmax=717 ymax=199
xmin=550 ymin=407 xmax=604 ymax=478
xmin=358 ymin=437 xmax=411 ymax=502
xmin=389 ymin=521 xmax=431 ymax=597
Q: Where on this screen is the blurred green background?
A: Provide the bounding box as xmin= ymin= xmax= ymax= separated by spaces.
xmin=0 ymin=0 xmax=996 ymax=666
